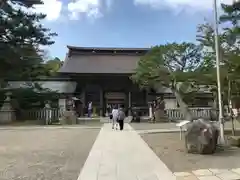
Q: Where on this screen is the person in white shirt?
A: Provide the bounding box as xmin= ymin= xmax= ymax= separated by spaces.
xmin=88 ymin=101 xmax=92 ymax=117
xmin=111 ymin=105 xmax=119 ymax=130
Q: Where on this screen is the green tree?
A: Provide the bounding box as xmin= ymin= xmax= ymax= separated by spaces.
xmin=44 ymin=57 xmax=63 ymax=76
xmin=196 ymin=20 xmax=240 ymax=134
xmin=220 ymin=1 xmax=240 ymax=43
xmin=0 ymin=0 xmax=57 ymax=81
xmin=0 ymin=0 xmax=59 ymax=117
xmin=196 ymin=21 xmax=240 ymax=87
xmin=220 ymin=1 xmax=240 ymax=25
xmin=131 ymin=43 xmax=203 ymax=121
xmin=220 ymin=2 xmax=240 ymax=135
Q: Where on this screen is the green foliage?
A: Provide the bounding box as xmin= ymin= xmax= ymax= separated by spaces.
xmin=196 ymin=11 xmax=240 ymax=110
xmin=131 ymin=43 xmax=204 ymax=120
xmin=131 ymin=43 xmax=202 ymax=92
xmin=0 ymin=0 xmax=57 ymax=80
xmin=220 ymin=2 xmax=240 ymax=43
xmin=0 ymin=1 xmax=62 ymax=115
xmin=196 ymin=21 xmax=233 ymax=67
xmin=221 ymin=2 xmax=240 ymax=25
xmin=44 ymin=57 xmax=63 ymax=76
xmin=11 ymin=88 xmax=59 ymax=109
xmin=0 ymin=82 xmax=59 ymax=110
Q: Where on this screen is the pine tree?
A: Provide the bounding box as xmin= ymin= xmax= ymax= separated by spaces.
xmin=0 ymin=0 xmax=57 ymax=81
xmin=220 ymin=1 xmax=240 ymax=43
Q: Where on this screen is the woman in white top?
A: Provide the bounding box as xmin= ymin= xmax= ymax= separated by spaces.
xmin=111 ymin=105 xmax=119 ymax=130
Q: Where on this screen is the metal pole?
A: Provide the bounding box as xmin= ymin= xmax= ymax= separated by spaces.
xmin=213 ymin=0 xmax=225 ymax=144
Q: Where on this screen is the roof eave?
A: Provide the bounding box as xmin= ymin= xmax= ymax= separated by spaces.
xmin=67 ymin=45 xmax=150 ymax=53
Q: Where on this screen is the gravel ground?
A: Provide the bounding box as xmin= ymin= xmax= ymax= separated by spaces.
xmin=141 ymin=132 xmax=240 ymax=173
xmin=132 ymin=121 xmax=240 ymax=131
xmin=6 ymin=120 xmax=103 ymax=127
xmin=131 ymin=122 xmax=177 ymax=130
xmin=0 ymin=128 xmax=99 ymax=180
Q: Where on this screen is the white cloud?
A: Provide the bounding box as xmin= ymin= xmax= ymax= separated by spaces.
xmin=134 ymin=0 xmax=234 ymax=13
xmin=33 ymin=0 xmax=63 ymax=21
xmin=67 ymin=0 xmax=107 ymax=20
xmin=31 ymin=0 xmax=111 ymax=21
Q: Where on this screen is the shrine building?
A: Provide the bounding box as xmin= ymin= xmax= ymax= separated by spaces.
xmin=57 ymin=46 xmax=213 ymax=117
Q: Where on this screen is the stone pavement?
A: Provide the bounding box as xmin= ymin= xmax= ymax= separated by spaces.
xmin=137 ymin=128 xmax=182 ymax=134
xmin=77 ymin=123 xmax=176 ymax=180
xmin=77 ymin=123 xmax=240 ymax=180
xmin=174 ymin=168 xmax=240 ymax=180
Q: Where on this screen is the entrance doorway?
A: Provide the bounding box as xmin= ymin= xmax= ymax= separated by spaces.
xmin=105 ymin=92 xmax=126 ymax=114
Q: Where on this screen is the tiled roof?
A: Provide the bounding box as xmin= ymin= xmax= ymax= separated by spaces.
xmin=59 ymin=46 xmax=146 ymax=74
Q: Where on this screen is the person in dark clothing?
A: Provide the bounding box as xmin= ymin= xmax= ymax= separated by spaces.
xmin=118 ymin=105 xmax=126 ymax=131
xmin=152 ymin=100 xmax=157 ymax=123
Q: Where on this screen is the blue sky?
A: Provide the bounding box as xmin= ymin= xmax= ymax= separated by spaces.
xmin=36 ymin=0 xmax=232 ymax=59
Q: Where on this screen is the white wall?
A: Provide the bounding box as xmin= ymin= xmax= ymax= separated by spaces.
xmin=6 ymin=81 xmax=77 ymax=93
xmin=164 ymin=99 xmax=178 ymax=109
xmin=39 ymin=81 xmax=76 ymax=93
xmin=58 ymin=99 xmax=66 ymax=110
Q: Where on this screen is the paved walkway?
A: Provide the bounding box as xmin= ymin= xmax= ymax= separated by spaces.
xmin=77 ymin=123 xmax=240 ymax=180
xmin=174 ymin=168 xmax=240 ymax=180
xmin=77 ymin=123 xmax=176 ymax=180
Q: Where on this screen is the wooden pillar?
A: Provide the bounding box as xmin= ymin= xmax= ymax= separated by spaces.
xmin=149 ymin=102 xmax=153 ymax=118
xmin=100 ymin=88 xmax=103 ymax=117
xmin=58 ymin=98 xmax=66 ymax=111
xmin=81 ymin=88 xmax=85 ymax=117
xmin=128 ymin=91 xmax=132 ymax=116
xmin=145 ymin=90 xmax=149 ymax=105
xmin=146 ymin=90 xmax=149 ymax=116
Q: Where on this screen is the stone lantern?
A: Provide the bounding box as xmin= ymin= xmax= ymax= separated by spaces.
xmin=0 ymin=92 xmax=15 ymax=124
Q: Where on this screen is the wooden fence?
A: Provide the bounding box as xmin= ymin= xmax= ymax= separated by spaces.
xmin=23 ymin=107 xmax=215 ymax=123
xmin=165 ymin=108 xmax=214 ymax=121
xmin=23 ymin=108 xmax=61 ymax=124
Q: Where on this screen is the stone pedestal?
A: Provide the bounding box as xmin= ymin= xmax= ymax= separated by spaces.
xmin=149 ymin=107 xmax=153 ymax=119
xmin=44 ymin=103 xmax=52 ymax=125
xmin=128 ymin=92 xmax=132 ymax=116
xmin=60 ymin=110 xmax=77 ymax=125
xmin=0 ymin=92 xmax=15 ymax=124
xmin=229 ymin=136 xmax=240 ymax=147
xmin=154 ymin=109 xmax=168 ymax=122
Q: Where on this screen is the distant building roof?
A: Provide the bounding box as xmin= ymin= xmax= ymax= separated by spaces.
xmin=5 ymin=76 xmax=71 ymax=81
xmin=59 ymin=46 xmax=149 ymax=74
xmin=67 ymin=46 xmax=149 ymax=54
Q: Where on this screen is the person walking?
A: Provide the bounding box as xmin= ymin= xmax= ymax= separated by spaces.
xmin=152 ymin=100 xmax=157 ymax=123
xmin=111 ymin=105 xmax=119 ymax=130
xmin=87 ymin=101 xmax=92 ymax=117
xmin=118 ymin=105 xmax=126 ymax=131
xmin=107 ymin=104 xmax=112 ymax=123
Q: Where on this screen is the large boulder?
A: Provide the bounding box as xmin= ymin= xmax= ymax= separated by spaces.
xmin=185 ymin=119 xmax=219 ymax=154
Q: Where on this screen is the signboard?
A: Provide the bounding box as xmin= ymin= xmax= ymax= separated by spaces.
xmin=105 ymin=92 xmax=126 ymax=100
